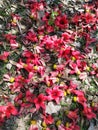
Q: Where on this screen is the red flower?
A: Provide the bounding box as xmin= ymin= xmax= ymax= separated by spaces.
xmin=42 ymin=12 xmax=50 ymax=22
xmin=72 ymin=14 xmax=81 ymax=24
xmin=43 ymin=114 xmax=54 ymax=125
xmin=14 ymin=92 xmax=23 ymax=104
xmin=67 ymin=110 xmax=78 ymax=121
xmin=59 ymin=46 xmax=72 ymax=60
xmin=0 ymin=51 xmax=10 ymax=61
xmin=28 ymin=1 xmax=44 ymax=20
xmin=65 ymin=82 xmax=77 ymax=95
xmin=4 ymin=34 xmax=19 ymax=49
xmin=11 ymin=13 xmax=21 ymax=26
xmin=55 ymin=15 xmax=68 ymax=29
xmin=61 ymin=32 xmax=71 ymax=43
xmin=29 ymin=125 xmax=38 ymax=130
xmin=30 ymin=9 xmax=38 ymax=19
xmin=36 ymin=66 xmax=45 ymax=76
xmin=33 ymin=94 xmax=47 ymax=110
xmin=0 ymin=106 xmax=7 ymax=125
xmin=10 ymin=75 xmax=27 ymax=92
xmin=83 ymin=105 xmax=96 ymax=119
xmin=46 ymin=86 xmax=63 ymax=103
xmin=53 ymin=64 xmax=65 ymax=71
xmin=10 ymin=39 xmax=19 ymax=49
xmin=0 ymin=103 xmax=17 ymax=122
xmin=0 ymin=116 xmax=5 ymax=126
xmin=40 ymin=35 xmax=55 ymax=50
xmin=25 ymin=90 xmax=34 ymax=103
xmin=69 ymin=62 xmax=81 ymax=75
xmin=22 ymin=50 xmax=34 ymax=58
xmin=69 ymin=123 xmax=80 ymax=130
xmin=72 ymin=51 xmax=85 ymax=60
xmin=4 ymin=34 xmax=16 ymax=41
xmin=25 ymin=31 xmax=38 ymax=42
xmin=45 ymin=25 xmax=54 ymax=33
xmin=77 ymin=96 xmax=87 ymax=105
xmin=76 ymin=60 xmax=87 ymax=71
xmin=24 ymin=53 xmax=41 ymax=65
xmin=82 ymin=12 xmax=96 ymax=24
xmin=73 ymin=90 xmax=87 ymax=105
xmin=29 ymin=122 xmax=38 ymax=130
xmin=15 ymin=59 xmax=24 ymax=69
xmin=90 ymin=63 xmax=98 ymax=78
xmin=58 ymin=123 xmax=80 ymax=130
xmin=5 ymin=103 xmax=18 ymax=118
xmin=44 ymin=76 xmax=53 ymax=87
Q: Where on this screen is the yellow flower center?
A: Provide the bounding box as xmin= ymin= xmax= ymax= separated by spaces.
xmin=60 ymin=82 xmax=65 ymax=86
xmin=15 ymin=102 xmax=19 ymax=107
xmin=38 ymin=35 xmax=44 ymax=39
xmin=56 ymin=77 xmax=59 ymax=83
xmin=65 ymin=110 xmax=69 ymax=115
xmin=42 ymin=128 xmax=47 ymax=130
xmin=10 ymin=91 xmax=15 ymax=94
xmin=42 ymin=121 xmax=47 ymax=128
xmin=73 ymin=96 xmax=77 ymax=102
xmin=23 ymin=98 xmax=26 ymax=103
xmin=67 ymin=89 xmax=70 ymax=95
xmin=86 ymin=9 xmax=90 ymax=13
xmin=65 ymin=122 xmax=70 ymax=128
xmin=58 ymin=73 xmax=62 ymax=77
xmin=56 ymin=120 xmax=61 ymax=126
xmin=53 ymin=64 xmax=57 ymax=69
xmin=9 ymin=77 xmax=15 ymax=83
xmin=71 ymin=56 xmax=76 ymax=61
xmin=4 ymin=59 xmax=8 ymax=63
xmin=64 ymin=91 xmax=67 ymax=96
xmin=31 ymin=120 xmax=37 ymax=125
xmin=23 ymin=64 xmax=27 ymax=67
xmin=30 ymin=15 xmax=34 ymax=19
xmin=46 ymin=81 xmax=51 ymax=87
xmin=12 ymin=19 xmax=17 ymax=24
xmin=91 ymin=102 xmax=95 ymax=107
xmin=76 ymin=70 xmax=81 ymax=75
xmin=86 ymin=66 xmax=90 ymax=71
xmin=33 ymin=66 xmax=38 ymax=70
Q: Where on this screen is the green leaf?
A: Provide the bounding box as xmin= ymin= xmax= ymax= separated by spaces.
xmin=51 ymin=11 xmax=58 ymax=19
